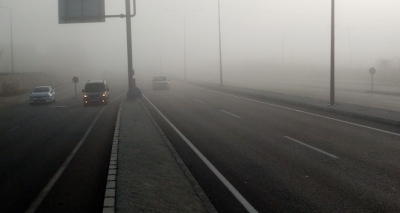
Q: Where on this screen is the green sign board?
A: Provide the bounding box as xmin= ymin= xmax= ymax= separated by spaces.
xmin=59 ymin=0 xmax=105 ymax=24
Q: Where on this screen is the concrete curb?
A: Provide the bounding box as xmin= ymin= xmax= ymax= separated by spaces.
xmin=102 ymin=101 xmax=123 ymax=213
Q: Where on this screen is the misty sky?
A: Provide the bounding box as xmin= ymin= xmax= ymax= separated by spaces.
xmin=1 ymin=0 xmax=400 ymax=84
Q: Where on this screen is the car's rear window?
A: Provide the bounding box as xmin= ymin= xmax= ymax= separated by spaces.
xmin=85 ymin=83 xmax=106 ymax=92
xmin=33 ymin=87 xmax=49 ymax=92
xmin=154 ymin=77 xmax=167 ymax=81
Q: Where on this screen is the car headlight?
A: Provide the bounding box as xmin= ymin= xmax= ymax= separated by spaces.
xmin=102 ymin=93 xmax=106 ymax=97
xmin=83 ymin=94 xmax=87 ymax=98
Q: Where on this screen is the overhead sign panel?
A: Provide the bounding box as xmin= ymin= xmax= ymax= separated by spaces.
xmin=59 ymin=0 xmax=105 ymax=24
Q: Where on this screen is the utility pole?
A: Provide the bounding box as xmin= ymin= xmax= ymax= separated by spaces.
xmin=329 ymin=0 xmax=335 ymax=106
xmin=218 ymin=0 xmax=223 ymax=86
xmin=104 ymin=0 xmax=137 ymax=98
xmin=125 ymin=0 xmax=135 ymax=98
xmin=184 ymin=15 xmax=186 ymax=80
xmin=0 ymin=6 xmax=14 ymax=73
xmin=166 ymin=9 xmax=203 ymax=81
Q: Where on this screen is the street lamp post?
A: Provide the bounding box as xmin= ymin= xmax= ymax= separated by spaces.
xmin=166 ymin=9 xmax=203 ymax=80
xmin=329 ymin=0 xmax=335 ymax=106
xmin=0 ymin=6 xmax=14 ymax=73
xmin=183 ymin=14 xmax=187 ymax=80
xmin=218 ymin=0 xmax=223 ymax=86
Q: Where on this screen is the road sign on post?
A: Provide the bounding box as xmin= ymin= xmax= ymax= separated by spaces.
xmin=59 ymin=0 xmax=105 ymax=24
xmin=369 ymin=67 xmax=376 ymax=91
xmin=72 ymin=76 xmax=79 ymax=98
xmin=58 ymin=0 xmax=137 ymax=98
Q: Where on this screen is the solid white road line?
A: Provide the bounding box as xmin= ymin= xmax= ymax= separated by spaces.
xmin=383 ymin=100 xmax=400 ymax=104
xmin=192 ymin=99 xmax=204 ymax=104
xmin=284 ymin=136 xmax=339 ymax=159
xmin=25 ymin=92 xmax=125 ymax=213
xmin=143 ymin=94 xmax=258 ymax=213
xmin=221 ymin=110 xmax=241 ymax=118
xmin=189 ymin=85 xmax=400 ymax=137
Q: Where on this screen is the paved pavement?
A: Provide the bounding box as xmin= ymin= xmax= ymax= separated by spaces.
xmin=102 ymin=81 xmax=400 ymax=213
xmin=103 ymin=98 xmax=216 ymax=213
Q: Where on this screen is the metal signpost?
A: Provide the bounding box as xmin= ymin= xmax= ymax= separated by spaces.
xmin=58 ymin=0 xmax=137 ymax=98
xmin=369 ymin=67 xmax=376 ymax=91
xmin=72 ymin=76 xmax=79 ymax=98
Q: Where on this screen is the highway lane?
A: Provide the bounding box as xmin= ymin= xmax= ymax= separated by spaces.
xmin=143 ymin=80 xmax=400 ymax=212
xmin=0 ymin=81 xmax=127 ymax=213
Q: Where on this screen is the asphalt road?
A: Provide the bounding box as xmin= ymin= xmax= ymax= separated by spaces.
xmin=142 ymin=80 xmax=400 ymax=213
xmin=0 ymin=81 xmax=127 ymax=213
xmin=2 ymin=77 xmax=400 ymax=213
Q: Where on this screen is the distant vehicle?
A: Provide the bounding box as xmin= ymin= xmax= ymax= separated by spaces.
xmin=29 ymin=86 xmax=56 ymax=105
xmin=82 ymin=80 xmax=109 ymax=106
xmin=152 ymin=76 xmax=169 ymax=90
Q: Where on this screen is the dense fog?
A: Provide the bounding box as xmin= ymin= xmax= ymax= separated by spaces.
xmin=1 ymin=0 xmax=400 ymax=90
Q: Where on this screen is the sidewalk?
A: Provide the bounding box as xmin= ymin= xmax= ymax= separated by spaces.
xmin=103 ymin=99 xmax=216 ymax=213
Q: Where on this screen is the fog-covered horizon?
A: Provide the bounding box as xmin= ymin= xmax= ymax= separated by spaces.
xmin=1 ymin=0 xmax=400 ymax=85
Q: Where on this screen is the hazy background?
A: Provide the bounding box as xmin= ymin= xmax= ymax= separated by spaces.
xmin=1 ymin=0 xmax=400 ymax=89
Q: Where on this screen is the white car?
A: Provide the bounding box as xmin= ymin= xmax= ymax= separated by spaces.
xmin=29 ymin=86 xmax=56 ymax=105
xmin=152 ymin=76 xmax=169 ymax=90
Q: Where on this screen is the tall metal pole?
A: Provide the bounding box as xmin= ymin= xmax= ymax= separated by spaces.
xmin=371 ymin=74 xmax=374 ymax=91
xmin=329 ymin=0 xmax=335 ymax=105
xmin=125 ymin=0 xmax=135 ymax=98
xmin=184 ymin=15 xmax=186 ymax=80
xmin=347 ymin=27 xmax=352 ymax=67
xmin=218 ymin=0 xmax=223 ymax=86
xmin=0 ymin=7 xmax=13 ymax=73
xmin=10 ymin=9 xmax=13 ymax=73
xmin=166 ymin=9 xmax=203 ymax=81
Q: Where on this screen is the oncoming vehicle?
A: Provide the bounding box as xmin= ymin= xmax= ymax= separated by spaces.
xmin=29 ymin=86 xmax=56 ymax=105
xmin=152 ymin=76 xmax=169 ymax=90
xmin=82 ymin=80 xmax=109 ymax=106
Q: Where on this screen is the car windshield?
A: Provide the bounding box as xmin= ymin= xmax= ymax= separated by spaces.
xmin=154 ymin=77 xmax=167 ymax=81
xmin=85 ymin=83 xmax=105 ymax=93
xmin=33 ymin=87 xmax=49 ymax=93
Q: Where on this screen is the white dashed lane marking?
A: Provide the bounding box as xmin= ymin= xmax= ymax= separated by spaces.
xmin=192 ymin=99 xmax=204 ymax=104
xmin=221 ymin=110 xmax=241 ymax=118
xmin=284 ymin=136 xmax=339 ymax=159
xmin=8 ymin=126 xmax=20 ymax=132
